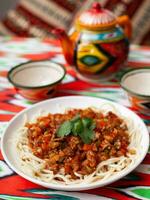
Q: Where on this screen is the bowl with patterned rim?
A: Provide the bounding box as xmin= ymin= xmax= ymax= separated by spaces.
xmin=7 ymin=60 xmax=66 ymax=101
xmin=120 ymin=67 xmax=150 ymax=115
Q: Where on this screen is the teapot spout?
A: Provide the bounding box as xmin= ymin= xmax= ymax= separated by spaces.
xmin=53 ymin=29 xmax=74 ymax=66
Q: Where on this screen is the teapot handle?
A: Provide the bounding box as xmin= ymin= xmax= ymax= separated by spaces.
xmin=117 ymin=15 xmax=132 ymax=39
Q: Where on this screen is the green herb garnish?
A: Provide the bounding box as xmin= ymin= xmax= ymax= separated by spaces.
xmin=57 ymin=115 xmax=95 ymax=144
xmin=57 ymin=120 xmax=72 ymax=137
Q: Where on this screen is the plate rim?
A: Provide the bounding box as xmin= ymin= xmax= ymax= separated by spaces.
xmin=1 ymin=95 xmax=149 ymax=191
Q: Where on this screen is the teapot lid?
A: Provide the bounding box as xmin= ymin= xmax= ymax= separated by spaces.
xmin=76 ymin=2 xmax=117 ymax=31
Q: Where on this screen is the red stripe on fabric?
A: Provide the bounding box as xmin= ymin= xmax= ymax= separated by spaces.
xmin=0 ymin=114 xmax=14 ymax=121
xmin=0 ymin=88 xmax=16 ymax=96
xmin=0 ymin=52 xmax=5 ymax=56
xmin=42 ymin=38 xmax=60 ymax=46
xmin=125 ymin=0 xmax=143 ymax=18
xmin=137 ymin=113 xmax=150 ymax=121
xmin=58 ymin=80 xmax=120 ymax=91
xmin=2 ymin=19 xmax=29 ymax=37
xmin=22 ymin=51 xmax=57 ymax=60
xmin=0 ymin=102 xmax=24 ymax=112
xmin=0 ymin=93 xmax=16 ymax=101
xmin=128 ymin=107 xmax=150 ymax=122
xmin=0 ymin=151 xmax=3 ymax=160
xmin=49 ymin=0 xmax=78 ymax=12
xmin=110 ymin=172 xmax=150 ymax=187
xmin=128 ymin=62 xmax=150 ymax=67
xmin=0 ymin=71 xmax=7 ymax=77
xmin=0 ymin=175 xmax=48 ymax=198
xmin=17 ymin=5 xmax=56 ymax=31
xmin=84 ymin=187 xmax=136 ymax=200
xmin=0 ymin=89 xmax=21 ymax=103
xmin=142 ymin=153 xmax=150 ymax=164
xmin=8 ymin=37 xmax=28 ymax=41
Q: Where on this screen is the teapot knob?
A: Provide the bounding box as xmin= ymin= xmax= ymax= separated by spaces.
xmin=92 ymin=2 xmax=102 ymax=12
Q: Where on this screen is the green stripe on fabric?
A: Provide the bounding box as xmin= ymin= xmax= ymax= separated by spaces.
xmin=131 ymin=188 xmax=150 ymax=199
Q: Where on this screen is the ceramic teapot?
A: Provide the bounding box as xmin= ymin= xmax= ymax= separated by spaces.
xmin=54 ymin=2 xmax=132 ymax=82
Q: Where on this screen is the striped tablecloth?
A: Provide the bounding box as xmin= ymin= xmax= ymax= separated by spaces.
xmin=0 ymin=37 xmax=150 ymax=200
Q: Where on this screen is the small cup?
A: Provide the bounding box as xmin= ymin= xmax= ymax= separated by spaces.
xmin=120 ymin=67 xmax=150 ymax=115
xmin=8 ymin=60 xmax=66 ymax=101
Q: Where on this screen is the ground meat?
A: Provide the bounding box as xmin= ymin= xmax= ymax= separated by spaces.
xmin=26 ymin=108 xmax=129 ymax=179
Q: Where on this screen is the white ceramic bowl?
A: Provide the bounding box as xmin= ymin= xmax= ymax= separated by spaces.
xmin=7 ymin=60 xmax=66 ymax=101
xmin=1 ymin=96 xmax=149 ymax=191
xmin=121 ymin=67 xmax=150 ymax=115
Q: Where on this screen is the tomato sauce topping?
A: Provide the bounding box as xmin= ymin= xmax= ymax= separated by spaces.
xmin=26 ymin=108 xmax=129 ymax=179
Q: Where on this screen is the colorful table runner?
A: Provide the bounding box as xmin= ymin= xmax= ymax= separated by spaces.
xmin=0 ymin=37 xmax=150 ymax=200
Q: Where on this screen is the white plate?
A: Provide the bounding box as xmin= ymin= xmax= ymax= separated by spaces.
xmin=1 ymin=96 xmax=149 ymax=191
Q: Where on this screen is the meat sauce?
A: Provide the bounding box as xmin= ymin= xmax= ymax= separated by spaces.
xmin=26 ymin=108 xmax=129 ymax=179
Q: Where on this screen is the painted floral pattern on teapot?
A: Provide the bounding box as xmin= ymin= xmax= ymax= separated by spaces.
xmin=75 ymin=27 xmax=129 ymax=81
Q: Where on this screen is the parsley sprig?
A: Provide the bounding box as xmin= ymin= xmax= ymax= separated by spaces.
xmin=57 ymin=115 xmax=95 ymax=144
